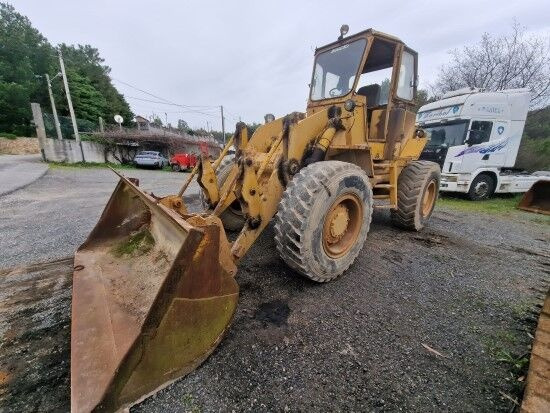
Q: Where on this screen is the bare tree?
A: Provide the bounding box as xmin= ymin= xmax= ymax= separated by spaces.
xmin=432 ymin=23 xmax=550 ymax=107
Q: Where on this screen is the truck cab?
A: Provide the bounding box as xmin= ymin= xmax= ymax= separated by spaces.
xmin=416 ymin=88 xmax=540 ymax=200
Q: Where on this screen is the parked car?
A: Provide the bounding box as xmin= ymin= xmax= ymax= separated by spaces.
xmin=133 ymin=151 xmax=168 ymax=169
xmin=170 ymin=153 xmax=197 ymax=172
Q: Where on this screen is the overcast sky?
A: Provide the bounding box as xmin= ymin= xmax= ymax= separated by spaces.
xmin=12 ymin=0 xmax=550 ymax=130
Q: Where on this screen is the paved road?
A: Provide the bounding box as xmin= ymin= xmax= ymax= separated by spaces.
xmin=0 ymin=166 xmax=548 ymax=412
xmin=0 ymin=154 xmax=48 ymax=197
xmin=0 ymin=165 xmax=200 ymax=269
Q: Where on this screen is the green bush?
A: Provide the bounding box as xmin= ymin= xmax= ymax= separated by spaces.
xmin=516 ymin=137 xmax=550 ymax=172
xmin=0 ymin=132 xmax=17 ymax=139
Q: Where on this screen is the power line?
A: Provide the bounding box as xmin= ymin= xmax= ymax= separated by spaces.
xmin=112 ymin=77 xmax=217 ymax=108
xmin=125 ymin=96 xmax=220 ymax=117
xmin=112 ymin=77 xmax=243 ymax=126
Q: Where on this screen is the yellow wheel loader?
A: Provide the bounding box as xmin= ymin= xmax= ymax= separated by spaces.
xmin=71 ymin=27 xmax=440 ymax=412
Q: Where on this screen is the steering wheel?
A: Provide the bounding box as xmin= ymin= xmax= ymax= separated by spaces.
xmin=329 ymin=88 xmax=341 ymax=98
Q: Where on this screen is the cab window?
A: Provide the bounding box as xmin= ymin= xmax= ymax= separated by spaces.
xmin=470 ymin=121 xmax=493 ymax=144
xmin=397 ymin=51 xmax=415 ymax=101
xmin=353 ymin=38 xmax=397 ymax=107
xmin=310 ymin=38 xmax=367 ymax=100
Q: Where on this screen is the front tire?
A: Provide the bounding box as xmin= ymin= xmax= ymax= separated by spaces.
xmin=390 ymin=160 xmax=440 ymax=231
xmin=172 ymin=164 xmax=181 ymax=172
xmin=468 ymin=173 xmax=495 ymax=201
xmin=274 ymin=161 xmax=373 ymax=282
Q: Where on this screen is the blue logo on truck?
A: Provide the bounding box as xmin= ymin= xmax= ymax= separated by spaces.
xmin=497 ymin=126 xmax=504 ymax=135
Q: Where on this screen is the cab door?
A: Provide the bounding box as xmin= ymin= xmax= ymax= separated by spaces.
xmin=459 ymin=120 xmax=494 ymax=172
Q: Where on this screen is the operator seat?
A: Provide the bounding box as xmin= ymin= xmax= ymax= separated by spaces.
xmin=357 ymin=84 xmax=384 ymax=141
xmin=357 ymin=84 xmax=381 ymax=108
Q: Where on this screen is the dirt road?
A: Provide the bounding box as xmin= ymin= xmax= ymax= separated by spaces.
xmin=0 ymin=166 xmax=548 ymax=412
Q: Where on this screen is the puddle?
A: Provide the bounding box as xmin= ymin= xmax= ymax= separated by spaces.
xmin=254 ymin=299 xmax=290 ymax=327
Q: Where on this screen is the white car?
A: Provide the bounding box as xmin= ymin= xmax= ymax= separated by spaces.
xmin=133 ymin=151 xmax=168 ymax=169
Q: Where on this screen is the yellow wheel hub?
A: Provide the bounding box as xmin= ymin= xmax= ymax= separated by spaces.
xmin=322 ymin=194 xmax=363 ymax=258
xmin=329 ymin=205 xmax=350 ymax=239
xmin=421 ymin=180 xmax=437 ymax=217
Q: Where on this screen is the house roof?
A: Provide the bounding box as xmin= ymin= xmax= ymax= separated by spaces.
xmin=134 ymin=115 xmax=149 ymax=123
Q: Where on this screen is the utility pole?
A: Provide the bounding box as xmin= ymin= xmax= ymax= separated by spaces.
xmin=45 ymin=74 xmax=63 ymax=140
xmin=58 ymin=50 xmax=80 ymax=143
xmin=59 ymin=49 xmax=85 ymax=162
xmin=30 ymin=103 xmax=47 ymax=161
xmin=220 ymin=105 xmax=226 ymax=145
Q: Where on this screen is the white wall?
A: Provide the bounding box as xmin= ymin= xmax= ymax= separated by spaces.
xmin=41 ymin=138 xmax=121 ymax=164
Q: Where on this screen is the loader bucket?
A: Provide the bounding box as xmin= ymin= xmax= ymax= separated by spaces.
xmin=71 ymin=173 xmax=239 ymax=412
xmin=518 ymin=180 xmax=550 ymax=215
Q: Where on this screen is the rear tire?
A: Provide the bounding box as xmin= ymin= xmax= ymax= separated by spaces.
xmin=468 ymin=173 xmax=495 ymax=201
xmin=390 ymin=160 xmax=440 ymax=231
xmin=274 ymin=161 xmax=373 ymax=282
xmin=172 ymin=164 xmax=181 ymax=172
xmin=214 ymin=155 xmax=246 ymax=231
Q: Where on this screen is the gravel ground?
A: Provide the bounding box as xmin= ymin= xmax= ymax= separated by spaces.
xmin=0 ymin=166 xmax=549 ymax=412
xmin=0 ymin=166 xmax=200 ymax=269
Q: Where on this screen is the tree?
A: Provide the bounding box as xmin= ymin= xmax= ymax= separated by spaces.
xmin=177 ymin=119 xmax=189 ymax=131
xmin=64 ymin=69 xmax=108 ymax=122
xmin=415 ymin=89 xmax=431 ymax=110
xmin=151 ymin=116 xmax=163 ymax=127
xmin=58 ymin=44 xmax=133 ymax=125
xmin=433 ymin=23 xmax=550 ymax=107
xmin=0 ymin=2 xmax=54 ymax=134
xmin=0 ymin=3 xmax=134 ymax=135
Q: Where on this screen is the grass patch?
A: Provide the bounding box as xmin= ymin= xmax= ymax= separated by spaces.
xmin=483 ymin=330 xmax=531 ymax=395
xmin=0 ymin=133 xmax=17 ymax=139
xmin=438 ymin=194 xmax=550 ymax=225
xmin=112 ymin=229 xmax=155 ymax=257
xmin=181 ymin=394 xmax=200 ymax=413
xmin=49 ymin=161 xmax=174 ymax=172
xmin=49 ymin=161 xmax=136 ymax=170
xmin=511 ymin=301 xmax=533 ymax=319
xmin=437 ymin=194 xmax=523 ymax=214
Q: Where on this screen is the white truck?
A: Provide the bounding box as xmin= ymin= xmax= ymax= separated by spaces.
xmin=416 ymin=88 xmax=549 ymax=200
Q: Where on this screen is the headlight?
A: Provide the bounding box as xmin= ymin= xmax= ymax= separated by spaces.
xmin=264 ymin=113 xmax=275 ymax=123
xmin=344 ymin=99 xmax=356 ymax=112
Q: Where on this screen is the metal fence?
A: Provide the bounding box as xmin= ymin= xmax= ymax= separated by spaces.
xmin=42 ymin=113 xmax=97 ymax=140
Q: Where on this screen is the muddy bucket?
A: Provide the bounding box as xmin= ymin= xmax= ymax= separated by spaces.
xmin=517 ymin=180 xmax=550 ymax=216
xmin=71 ymin=174 xmax=238 ymax=412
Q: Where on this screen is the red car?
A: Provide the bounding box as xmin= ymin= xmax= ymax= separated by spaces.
xmin=170 ymin=153 xmax=197 ymax=172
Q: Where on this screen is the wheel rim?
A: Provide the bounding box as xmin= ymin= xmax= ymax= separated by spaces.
xmin=474 ymin=181 xmax=489 ymax=198
xmin=322 ymin=193 xmax=363 ymax=258
xmin=421 ymin=180 xmax=437 ymax=217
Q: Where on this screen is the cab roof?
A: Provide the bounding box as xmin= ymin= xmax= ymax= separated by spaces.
xmin=315 ymin=28 xmax=411 ymax=54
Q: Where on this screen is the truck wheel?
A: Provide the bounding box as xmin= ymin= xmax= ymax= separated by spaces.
xmin=468 ymin=173 xmax=495 ymax=201
xmin=172 ymin=164 xmax=181 ymax=172
xmin=274 ymin=161 xmax=373 ymax=282
xmin=215 ymin=155 xmax=246 ymax=231
xmin=390 ymin=160 xmax=440 ymax=231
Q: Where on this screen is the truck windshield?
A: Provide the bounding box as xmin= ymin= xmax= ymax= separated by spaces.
xmin=423 ymin=121 xmax=469 ymax=148
xmin=310 ymin=38 xmax=367 ymax=101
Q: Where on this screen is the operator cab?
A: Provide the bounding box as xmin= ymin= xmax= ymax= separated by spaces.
xmin=308 ymin=27 xmax=418 ymax=151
